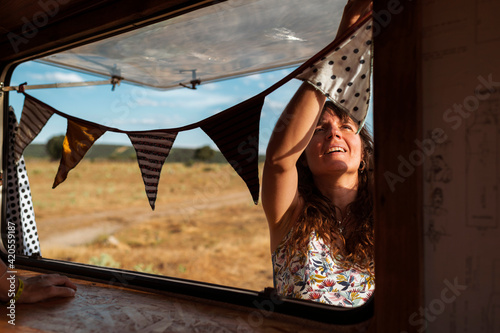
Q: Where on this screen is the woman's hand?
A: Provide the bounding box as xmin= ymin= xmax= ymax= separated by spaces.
xmin=17 ymin=274 xmax=77 ymax=304
xmin=336 ymin=0 xmax=373 ymax=38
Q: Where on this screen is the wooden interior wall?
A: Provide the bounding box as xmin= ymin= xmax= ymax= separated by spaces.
xmin=373 ymin=0 xmax=423 ymax=331
xmin=421 ymin=0 xmax=500 ymax=331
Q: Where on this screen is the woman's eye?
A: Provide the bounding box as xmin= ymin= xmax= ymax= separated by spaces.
xmin=314 ymin=127 xmax=325 ymax=133
xmin=341 ymin=124 xmax=353 ymax=131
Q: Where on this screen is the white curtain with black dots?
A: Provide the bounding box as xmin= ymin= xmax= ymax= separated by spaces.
xmin=5 ymin=107 xmax=41 ymax=256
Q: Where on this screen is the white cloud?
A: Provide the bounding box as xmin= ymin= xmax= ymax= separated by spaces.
xmin=242 ymin=73 xmax=263 ymax=82
xmin=29 ymin=71 xmax=85 ymax=83
xmin=135 ymin=98 xmax=159 ymax=107
xmin=201 ymin=83 xmax=218 ymax=91
xmin=108 ymin=113 xmax=191 ymax=129
xmin=137 ymin=88 xmax=238 ymax=111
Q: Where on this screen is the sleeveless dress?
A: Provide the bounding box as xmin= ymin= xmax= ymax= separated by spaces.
xmin=272 ymin=230 xmax=374 ymax=307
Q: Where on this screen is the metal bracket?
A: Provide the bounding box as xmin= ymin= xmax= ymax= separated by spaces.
xmin=179 ymin=69 xmax=201 ymax=90
xmin=110 ymin=76 xmax=123 ymax=91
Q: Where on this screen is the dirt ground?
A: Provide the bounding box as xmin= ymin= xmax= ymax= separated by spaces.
xmin=25 ymin=159 xmax=274 ymax=292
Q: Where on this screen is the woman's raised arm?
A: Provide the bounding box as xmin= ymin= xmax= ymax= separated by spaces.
xmin=261 ymin=0 xmax=372 ymax=249
xmin=262 ymin=83 xmax=326 ymax=235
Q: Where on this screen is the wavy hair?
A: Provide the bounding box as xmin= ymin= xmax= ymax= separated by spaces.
xmin=288 ymin=101 xmax=374 ymax=274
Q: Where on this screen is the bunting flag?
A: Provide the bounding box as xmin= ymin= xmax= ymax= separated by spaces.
xmin=53 ymin=119 xmax=107 ymax=188
xmin=200 ymin=96 xmax=264 ymax=204
xmin=128 ymin=131 xmax=177 ymax=210
xmin=6 ymin=107 xmax=42 ymax=256
xmin=296 ymin=18 xmax=373 ymax=130
xmin=14 ymin=93 xmax=55 ymax=161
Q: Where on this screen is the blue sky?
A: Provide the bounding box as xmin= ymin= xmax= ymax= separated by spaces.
xmin=9 ymin=61 xmax=372 ymax=153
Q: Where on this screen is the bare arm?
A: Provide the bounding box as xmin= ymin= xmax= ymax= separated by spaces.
xmin=262 ymin=83 xmax=326 ymax=248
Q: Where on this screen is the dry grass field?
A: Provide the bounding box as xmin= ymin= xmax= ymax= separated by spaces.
xmin=24 ymin=158 xmax=273 ymax=292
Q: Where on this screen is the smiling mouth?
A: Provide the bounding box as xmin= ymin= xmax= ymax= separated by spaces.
xmin=325 ymin=146 xmax=346 ymax=154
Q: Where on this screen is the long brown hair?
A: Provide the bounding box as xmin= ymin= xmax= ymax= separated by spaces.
xmin=289 ymin=101 xmax=374 ymax=273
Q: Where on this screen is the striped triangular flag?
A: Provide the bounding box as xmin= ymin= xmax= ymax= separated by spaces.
xmin=53 ymin=119 xmax=106 ymax=188
xmin=128 ymin=131 xmax=177 ymax=210
xmin=14 ymin=94 xmax=55 ymax=161
xmin=200 ymin=96 xmax=264 ymax=204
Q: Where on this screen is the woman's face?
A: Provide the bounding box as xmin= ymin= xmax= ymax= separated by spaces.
xmin=305 ymin=109 xmax=363 ymax=178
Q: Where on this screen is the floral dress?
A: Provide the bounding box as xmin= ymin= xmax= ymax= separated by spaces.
xmin=272 ymin=230 xmax=374 ymax=307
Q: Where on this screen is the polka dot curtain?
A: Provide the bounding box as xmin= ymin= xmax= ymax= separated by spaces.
xmin=5 ymin=107 xmax=41 ymax=256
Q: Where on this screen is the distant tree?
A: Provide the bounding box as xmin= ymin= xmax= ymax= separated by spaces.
xmin=193 ymin=145 xmax=215 ymax=162
xmin=46 ymin=135 xmax=65 ymax=161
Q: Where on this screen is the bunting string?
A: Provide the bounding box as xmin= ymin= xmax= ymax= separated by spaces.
xmin=13 ymin=11 xmax=373 ymax=210
xmin=17 ymin=92 xmax=266 ymax=210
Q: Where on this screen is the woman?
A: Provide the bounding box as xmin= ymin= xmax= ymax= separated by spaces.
xmin=262 ymin=82 xmax=374 ymax=306
xmin=261 ymin=0 xmax=374 ymax=307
